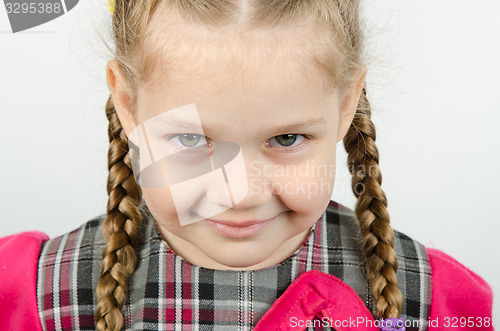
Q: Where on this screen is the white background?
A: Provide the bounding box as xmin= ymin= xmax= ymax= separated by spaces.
xmin=1 ymin=0 xmax=498 ymax=324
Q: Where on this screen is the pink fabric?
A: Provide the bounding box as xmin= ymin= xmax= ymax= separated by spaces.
xmin=0 ymin=232 xmax=494 ymax=331
xmin=254 ymin=270 xmax=379 ymax=331
xmin=0 ymin=231 xmax=48 ymax=331
xmin=427 ymin=248 xmax=494 ymax=330
xmin=255 ymin=250 xmax=494 ymax=331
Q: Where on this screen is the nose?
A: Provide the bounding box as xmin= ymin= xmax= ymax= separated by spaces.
xmin=204 ymin=141 xmax=273 ymax=211
xmin=206 ymin=141 xmax=272 ymax=213
xmin=204 ymin=167 xmax=234 ymax=209
xmin=229 ymin=152 xmax=273 ymax=211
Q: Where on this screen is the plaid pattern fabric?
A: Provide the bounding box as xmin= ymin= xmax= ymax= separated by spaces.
xmin=37 ymin=201 xmax=432 ymax=330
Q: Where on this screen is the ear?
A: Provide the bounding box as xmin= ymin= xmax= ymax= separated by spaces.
xmin=336 ymin=64 xmax=367 ymax=142
xmin=106 ymin=60 xmax=137 ymax=136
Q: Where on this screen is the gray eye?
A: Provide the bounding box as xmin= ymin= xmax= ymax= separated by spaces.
xmin=274 ymin=134 xmax=297 ymax=146
xmin=269 ymin=134 xmax=305 ymax=147
xmin=267 ymin=134 xmax=306 ymax=149
xmin=178 ymin=134 xmax=202 ymax=147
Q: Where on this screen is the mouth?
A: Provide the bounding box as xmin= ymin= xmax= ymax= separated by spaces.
xmin=202 ymin=215 xmax=278 ymax=238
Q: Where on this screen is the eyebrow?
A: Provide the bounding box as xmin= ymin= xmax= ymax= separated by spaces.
xmin=146 ymin=114 xmax=204 ymax=132
xmin=144 ymin=114 xmax=327 ymax=136
xmin=270 ymin=118 xmax=327 ymax=134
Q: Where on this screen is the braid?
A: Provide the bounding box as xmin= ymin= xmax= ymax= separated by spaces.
xmin=343 ymin=87 xmax=403 ymax=319
xmin=95 ymin=95 xmax=143 ymax=331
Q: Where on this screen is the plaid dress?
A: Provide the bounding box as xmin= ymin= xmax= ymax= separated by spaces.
xmin=37 ymin=201 xmax=432 ymax=330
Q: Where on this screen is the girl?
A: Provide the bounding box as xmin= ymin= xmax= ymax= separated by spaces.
xmin=0 ymin=0 xmax=494 ymax=330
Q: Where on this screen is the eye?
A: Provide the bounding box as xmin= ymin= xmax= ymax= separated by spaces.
xmin=168 ymin=134 xmax=209 ymax=150
xmin=267 ymin=134 xmax=306 ymax=148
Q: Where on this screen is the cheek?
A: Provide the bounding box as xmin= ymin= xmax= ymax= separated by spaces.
xmin=142 ymin=169 xmax=216 ymax=226
xmin=272 ymin=153 xmax=337 ymax=215
xmin=142 ymin=187 xmax=180 ymax=224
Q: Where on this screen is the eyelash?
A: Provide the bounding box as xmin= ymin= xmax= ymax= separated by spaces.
xmin=266 ymin=134 xmax=309 ymax=152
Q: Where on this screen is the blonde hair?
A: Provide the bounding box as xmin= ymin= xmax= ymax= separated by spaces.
xmin=97 ymin=0 xmax=403 ymax=329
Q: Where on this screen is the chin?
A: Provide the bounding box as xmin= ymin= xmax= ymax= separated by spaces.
xmin=205 ymin=243 xmax=275 ymax=270
xmin=220 ymin=259 xmax=262 ymax=270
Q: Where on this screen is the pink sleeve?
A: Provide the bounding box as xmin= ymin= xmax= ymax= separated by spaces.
xmin=427 ymin=248 xmax=494 ymax=330
xmin=0 ymin=231 xmax=49 ymax=331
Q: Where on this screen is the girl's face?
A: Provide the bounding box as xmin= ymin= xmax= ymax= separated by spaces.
xmin=108 ymin=14 xmax=365 ymax=270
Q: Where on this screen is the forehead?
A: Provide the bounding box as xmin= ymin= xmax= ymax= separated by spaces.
xmin=139 ymin=8 xmax=337 ymax=94
xmin=133 ymin=9 xmax=341 ymax=127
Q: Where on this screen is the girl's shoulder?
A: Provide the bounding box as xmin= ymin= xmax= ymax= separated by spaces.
xmin=0 ymin=231 xmax=49 ymax=330
xmin=426 ymin=248 xmax=493 ymax=329
xmin=0 ymin=214 xmax=107 ymax=330
xmin=325 ymin=200 xmax=432 ymax=272
xmin=325 ymin=200 xmax=493 ymax=329
xmin=325 ymin=200 xmax=434 ymax=323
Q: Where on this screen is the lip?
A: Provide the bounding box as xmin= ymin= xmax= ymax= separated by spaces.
xmin=203 ymin=215 xmax=278 ymax=238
